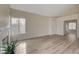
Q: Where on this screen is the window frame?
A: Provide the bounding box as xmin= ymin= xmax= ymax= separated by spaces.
xmin=10 ymin=17 xmax=26 ymax=35
xmin=68 ymin=22 xmax=76 ymax=30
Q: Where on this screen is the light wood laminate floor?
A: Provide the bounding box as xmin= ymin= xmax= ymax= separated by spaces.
xmin=18 ymin=35 xmax=79 ymax=54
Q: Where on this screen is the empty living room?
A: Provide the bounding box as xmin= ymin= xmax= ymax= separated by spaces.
xmin=0 ymin=4 xmax=79 ymax=54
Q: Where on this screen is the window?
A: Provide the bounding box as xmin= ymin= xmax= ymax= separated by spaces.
xmin=10 ymin=17 xmax=26 ymax=35
xmin=68 ymin=22 xmax=76 ymax=30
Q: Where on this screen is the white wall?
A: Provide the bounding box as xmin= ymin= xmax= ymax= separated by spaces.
xmin=48 ymin=18 xmax=52 ymax=35
xmin=49 ymin=18 xmax=57 ymax=35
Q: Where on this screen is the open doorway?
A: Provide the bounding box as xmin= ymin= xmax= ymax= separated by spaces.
xmin=64 ymin=20 xmax=77 ymax=42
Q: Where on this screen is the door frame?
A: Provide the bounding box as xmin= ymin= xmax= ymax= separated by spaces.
xmin=64 ymin=20 xmax=77 ymax=40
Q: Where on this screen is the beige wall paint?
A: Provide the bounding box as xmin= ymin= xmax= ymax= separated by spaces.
xmin=0 ymin=4 xmax=9 ymax=53
xmin=77 ymin=5 xmax=79 ymax=39
xmin=63 ymin=5 xmax=78 ymax=16
xmin=10 ymin=9 xmax=56 ymax=40
xmin=0 ymin=5 xmax=9 ymax=28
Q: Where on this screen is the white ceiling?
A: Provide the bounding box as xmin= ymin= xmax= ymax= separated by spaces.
xmin=10 ymin=4 xmax=75 ymax=17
